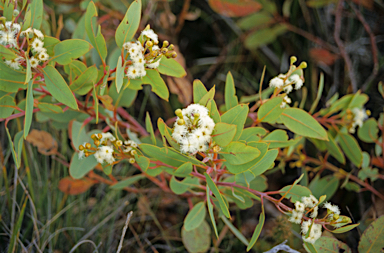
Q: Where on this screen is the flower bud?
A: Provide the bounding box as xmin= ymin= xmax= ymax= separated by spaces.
xmin=151 ymin=51 xmax=158 ymax=57
xmin=299 ymin=61 xmax=307 ymax=69
xmin=79 ymin=145 xmax=84 ymax=151
xmin=94 ymin=140 xmax=100 ymax=146
xmin=130 ymin=150 xmax=137 ymax=156
xmin=168 ymin=44 xmax=174 ymax=50
xmin=177 ymin=118 xmax=185 ymax=125
xmin=97 ymin=133 xmax=102 ymax=139
xmin=85 ymin=143 xmax=91 ymax=149
xmin=91 ymin=134 xmax=97 ymax=140
xmin=146 ymin=41 xmax=153 ymax=47
xmin=171 ymin=52 xmax=177 ymax=58
xmin=161 ymin=48 xmax=168 ymax=54
xmin=13 ymin=9 xmax=19 ymax=17
xmin=290 ymin=56 xmax=297 ymax=64
xmin=175 ymin=109 xmax=183 ymax=117
xmin=213 ymin=145 xmax=221 ymax=153
xmin=116 ymin=140 xmax=123 ymax=146
xmin=129 ymin=158 xmax=136 ymax=164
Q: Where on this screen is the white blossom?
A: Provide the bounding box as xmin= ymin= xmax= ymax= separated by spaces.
xmin=100 ymin=132 xmax=116 ymax=144
xmin=295 ymin=201 xmax=305 ymax=212
xmin=33 ymin=29 xmax=44 ymax=39
xmin=141 ymin=29 xmax=158 ymax=44
xmin=5 ymin=57 xmax=23 ymax=70
xmin=146 ymin=58 xmax=161 ymax=69
xmin=288 ymin=210 xmax=303 ymax=224
xmin=29 ymin=57 xmax=39 ymax=68
xmin=94 ymin=146 xmax=115 ymax=164
xmin=172 ymin=104 xmax=215 ymax=154
xmin=269 ymin=77 xmax=284 ymax=89
xmin=38 ymin=51 xmax=49 ymax=61
xmin=0 ymin=30 xmax=17 ymax=47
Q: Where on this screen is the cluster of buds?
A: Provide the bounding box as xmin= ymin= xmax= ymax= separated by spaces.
xmin=172 ymin=104 xmax=215 ymax=154
xmin=346 ymin=108 xmax=369 ymax=134
xmin=288 ymin=194 xmax=348 ymax=244
xmin=268 ymin=56 xmax=307 ymax=108
xmin=78 ymin=132 xmax=138 ymax=165
xmin=122 ymin=25 xmax=177 ymax=80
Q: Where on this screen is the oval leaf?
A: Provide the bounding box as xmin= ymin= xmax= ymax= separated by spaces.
xmin=184 ymin=202 xmax=207 ymax=231
xmin=52 ymin=39 xmax=92 ymax=65
xmin=280 ymin=108 xmax=328 ymax=140
xmin=358 ymin=215 xmax=384 ymax=253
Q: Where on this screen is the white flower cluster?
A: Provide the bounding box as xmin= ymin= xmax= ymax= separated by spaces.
xmin=349 ymin=108 xmax=368 ymax=134
xmin=0 ymin=21 xmax=20 ymax=48
xmin=269 ymin=73 xmax=304 ymax=108
xmin=288 ymin=195 xmax=343 ymax=244
xmin=122 ymin=28 xmax=163 ymax=80
xmin=172 ymin=104 xmax=215 ymax=154
xmin=94 ymin=133 xmax=116 ymax=164
xmin=1 ymin=23 xmax=48 ymax=70
xmin=123 ymin=140 xmax=138 ymax=153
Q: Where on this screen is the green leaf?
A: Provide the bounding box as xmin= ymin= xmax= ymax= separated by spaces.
xmin=314 ymin=237 xmax=352 ymax=252
xmin=221 ymin=142 xmax=260 ymax=165
xmin=279 ymin=185 xmax=312 ymax=203
xmin=204 ymin=173 xmax=230 ymax=218
xmin=170 ymin=176 xmax=200 ymax=195
xmin=309 ymin=175 xmax=339 ymax=202
xmin=182 ymin=220 xmax=211 ymax=253
xmin=13 ymin=131 xmax=24 ymax=167
xmin=69 ymin=153 xmax=98 ymax=179
xmin=309 ymin=73 xmax=324 ymax=114
xmin=184 ymin=202 xmax=206 ymax=231
xmin=8 ymin=198 xmax=28 ymax=253
xmin=174 ymin=162 xmax=193 ymax=177
xmin=135 ymin=154 xmax=150 ymax=172
xmin=258 ymin=97 xmax=284 ymax=123
xmin=22 ymin=0 xmax=43 ymax=30
xmin=331 ymin=223 xmax=360 ymax=234
xmin=70 ymin=121 xmax=90 ymax=150
xmin=249 ymin=149 xmax=278 ymax=177
xmin=193 ymin=79 xmax=208 ymax=103
xmin=263 ymin=129 xmax=298 ymax=149
xmin=5 ymin=127 xmax=20 ymax=168
xmin=115 ymin=56 xmax=124 ymax=93
xmin=238 ymin=11 xmax=273 ymax=30
xmin=4 ymin=0 xmax=14 ymax=21
xmin=198 ymin=86 xmax=215 ymax=106
xmin=145 ymin=112 xmax=156 ymax=145
xmin=0 ymin=91 xmax=16 ymax=118
xmin=358 ymin=118 xmax=379 ymax=143
xmin=206 ymin=99 xmax=221 ymax=123
xmin=244 ymin=24 xmax=287 ymax=50
xmin=246 ymin=204 xmax=265 ymax=251
xmin=142 ymin=69 xmax=169 ymax=101
xmin=206 ymin=185 xmax=218 ymax=238
xmin=0 ymin=44 xmax=18 ymax=60
xmin=337 ymin=132 xmax=362 ymax=167
xmin=221 ymin=104 xmax=249 ymax=141
xmin=25 ymin=57 xmax=32 ymax=85
xmin=0 ymin=59 xmax=26 ymax=92
xmin=239 ymin=127 xmax=267 ymax=142
xmin=157 ymin=56 xmax=186 ymax=77
xmin=109 ymin=84 xmax=137 ymax=108
xmin=85 ymin=1 xmax=108 ymax=61
xmin=324 ymin=132 xmax=345 ymax=164
xmin=43 ymin=36 xmax=60 ymax=56
xmin=212 ymin=123 xmax=237 ymax=147
xmin=225 ymin=71 xmax=238 ymax=111
xmin=280 ymin=108 xmax=328 ymax=140
xmin=70 ymin=66 xmax=98 ymax=95
xmin=140 ymin=144 xmax=205 ymax=167
xmin=221 ymin=216 xmax=249 ymax=246
xmin=304 ymin=242 xmax=318 ymax=253
xmin=42 ymin=66 xmax=78 ymax=110
xmin=24 ymin=80 xmax=34 ymax=138
xmin=224 ymin=142 xmax=269 ymax=174
xmin=115 ymin=0 xmax=141 ymax=49
xmin=358 ymin=167 xmax=379 ymax=182
xmin=110 ymin=174 xmax=145 ymax=190
xmin=51 ymin=39 xmax=92 ymax=65
xmin=157 ymin=118 xmax=179 ymax=150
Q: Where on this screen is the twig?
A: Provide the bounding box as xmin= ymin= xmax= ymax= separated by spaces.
xmin=117 ymin=211 xmax=134 ymax=253
xmin=334 ymin=0 xmax=358 ymax=92
xmin=350 ymin=3 xmax=379 ymax=91
xmin=175 ymin=0 xmax=191 ymax=34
